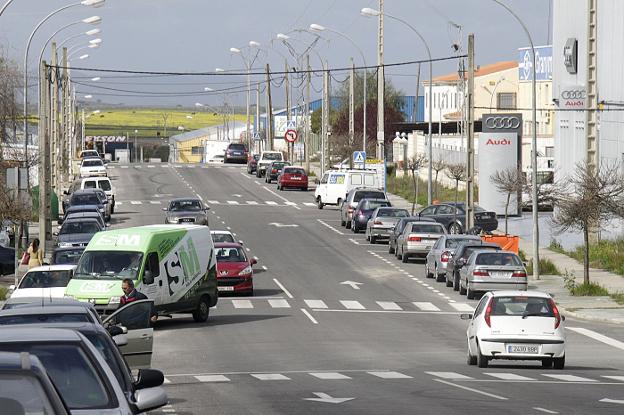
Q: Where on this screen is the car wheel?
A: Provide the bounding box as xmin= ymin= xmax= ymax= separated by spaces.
xmin=467 ymin=342 xmax=477 ymax=366
xmin=425 ymin=264 xmax=433 ymax=278
xmin=317 ymin=198 xmax=324 ymax=210
xmin=352 ymin=223 xmax=359 ymax=233
xmin=449 ymin=222 xmax=463 ymax=234
xmin=256 ymin=170 xmax=261 ymax=178
xmin=542 ymin=358 xmax=553 ymax=368
xmin=476 ymin=342 xmax=489 ymax=368
xmin=453 ymin=272 xmax=460 ymax=291
xmin=301 ymin=187 xmax=308 ymax=191
xmin=341 ymin=219 xmax=346 ymax=227
xmin=466 ymin=283 xmax=476 ymax=300
xmin=459 ymin=279 xmax=467 ymax=295
xmin=277 ymin=184 xmax=281 ymax=190
xmin=192 ymin=296 xmax=210 ymax=322
xmin=345 ymin=220 xmax=351 ymax=229
xmin=396 ymin=247 xmax=402 ymax=260
xmin=445 ymin=275 xmax=453 ymax=287
xmin=435 ymin=265 xmax=445 ymax=282
xmin=389 ymin=243 xmax=395 ymax=254
xmin=402 ymin=252 xmax=409 ymax=263
xmin=553 ymin=355 xmax=565 ymax=369
xmin=370 ymin=235 xmax=377 ymax=244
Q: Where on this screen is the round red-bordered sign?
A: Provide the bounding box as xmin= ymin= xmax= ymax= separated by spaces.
xmin=284 ymin=129 xmax=298 ymax=143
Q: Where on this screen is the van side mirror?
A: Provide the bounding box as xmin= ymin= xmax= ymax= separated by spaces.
xmin=143 ymin=270 xmax=154 ymax=285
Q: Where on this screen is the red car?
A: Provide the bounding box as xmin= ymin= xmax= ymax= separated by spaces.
xmin=277 ymin=166 xmax=308 ymax=191
xmin=215 ymin=242 xmax=256 ymax=295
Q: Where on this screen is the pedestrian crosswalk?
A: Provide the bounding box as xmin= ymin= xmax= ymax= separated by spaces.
xmin=115 ymin=199 xmax=318 ymax=208
xmin=108 ymin=164 xmax=244 ymax=170
xmin=425 ymin=371 xmax=624 ymax=383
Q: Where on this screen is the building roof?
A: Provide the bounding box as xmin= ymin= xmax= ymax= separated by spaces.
xmin=169 ymin=121 xmax=245 ymax=142
xmin=426 ymin=61 xmax=518 ymax=84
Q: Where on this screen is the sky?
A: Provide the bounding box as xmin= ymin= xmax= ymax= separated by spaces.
xmin=0 ymin=0 xmax=552 ymax=109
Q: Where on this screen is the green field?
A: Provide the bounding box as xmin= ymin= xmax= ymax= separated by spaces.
xmin=85 ymin=108 xmax=247 ymax=139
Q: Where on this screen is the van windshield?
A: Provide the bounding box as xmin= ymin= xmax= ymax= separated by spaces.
xmin=75 ymin=251 xmax=143 ymax=280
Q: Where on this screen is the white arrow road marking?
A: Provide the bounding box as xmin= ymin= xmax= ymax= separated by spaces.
xmin=232 ymin=194 xmax=242 ymax=198
xmin=599 ymin=398 xmax=624 ymax=405
xmin=268 ymin=222 xmax=299 ymax=228
xmin=303 ymin=392 xmax=354 ymax=404
xmin=340 ymin=281 xmax=363 ymax=290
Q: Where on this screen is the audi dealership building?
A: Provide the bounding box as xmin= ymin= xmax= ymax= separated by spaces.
xmin=553 ymin=0 xmax=624 ymax=181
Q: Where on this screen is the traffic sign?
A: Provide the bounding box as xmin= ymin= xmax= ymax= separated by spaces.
xmin=286 ymin=120 xmax=297 ymax=129
xmin=284 ymin=129 xmax=298 ymax=143
xmin=353 ymin=151 xmax=366 ymax=163
xmin=252 ymin=132 xmax=261 ymax=141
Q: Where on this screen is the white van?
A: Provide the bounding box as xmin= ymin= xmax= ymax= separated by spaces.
xmin=314 ymin=169 xmax=380 ymax=209
xmin=81 ymin=177 xmax=116 ymax=213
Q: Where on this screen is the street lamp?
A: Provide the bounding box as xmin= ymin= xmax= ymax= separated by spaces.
xmin=37 ymin=15 xmax=101 ymax=69
xmin=91 ymin=76 xmax=100 ymax=81
xmin=230 ymin=41 xmax=261 ymax=149
xmin=309 ymin=23 xmax=368 ymax=156
xmin=361 ymin=7 xmax=434 ymax=205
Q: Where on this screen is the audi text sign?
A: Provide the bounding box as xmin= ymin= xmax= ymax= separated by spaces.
xmin=559 ymin=85 xmax=586 ymax=109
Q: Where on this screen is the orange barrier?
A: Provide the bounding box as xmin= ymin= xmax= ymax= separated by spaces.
xmin=481 ymin=235 xmax=519 ymax=254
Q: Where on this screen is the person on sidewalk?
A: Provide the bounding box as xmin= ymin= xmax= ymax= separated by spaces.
xmin=26 ymin=238 xmax=43 ymax=269
xmin=119 ymin=278 xmax=158 ymax=324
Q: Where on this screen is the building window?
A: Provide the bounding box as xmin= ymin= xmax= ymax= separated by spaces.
xmin=191 ymin=146 xmax=203 ymax=155
xmin=545 ymin=146 xmax=554 ymax=157
xmin=496 ymin=92 xmax=517 ymax=110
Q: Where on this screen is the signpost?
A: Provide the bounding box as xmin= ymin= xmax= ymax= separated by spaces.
xmin=284 ymin=129 xmax=298 ymax=143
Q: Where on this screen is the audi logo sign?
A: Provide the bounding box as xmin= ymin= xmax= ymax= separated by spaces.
xmin=484 ymin=116 xmax=521 ymax=129
xmin=560 ymin=85 xmax=586 ymax=109
xmin=561 ymin=90 xmax=586 ymax=99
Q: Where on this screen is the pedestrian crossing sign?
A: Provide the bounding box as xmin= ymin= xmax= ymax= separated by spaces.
xmin=252 ymin=132 xmax=261 ymax=140
xmin=353 ymin=151 xmax=366 ymax=164
xmin=286 ymin=120 xmax=297 ymax=129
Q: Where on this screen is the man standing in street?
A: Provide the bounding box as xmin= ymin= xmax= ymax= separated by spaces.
xmin=120 ymin=278 xmax=158 ymax=323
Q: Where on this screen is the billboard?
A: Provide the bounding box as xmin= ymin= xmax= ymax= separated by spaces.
xmin=518 ymin=45 xmax=552 ymax=81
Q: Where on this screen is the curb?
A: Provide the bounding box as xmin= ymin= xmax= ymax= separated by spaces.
xmin=559 ymin=305 xmax=624 ymax=325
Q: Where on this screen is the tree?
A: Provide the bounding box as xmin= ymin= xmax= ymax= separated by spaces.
xmin=431 ymin=158 xmax=446 ymax=200
xmin=552 ymin=162 xmax=624 ymax=284
xmin=445 ymin=163 xmax=467 ymax=230
xmin=490 ymin=167 xmax=526 ymax=234
xmin=408 ymin=154 xmax=427 ymax=215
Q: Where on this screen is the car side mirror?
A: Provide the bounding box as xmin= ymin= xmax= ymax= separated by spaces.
xmin=133 ymin=387 xmax=168 ymax=413
xmin=52 ymin=231 xmax=58 ymax=236
xmin=57 ymin=219 xmax=63 ymax=225
xmin=238 ymin=240 xmax=244 ymax=246
xmin=135 ymin=368 xmax=165 ymax=390
xmin=522 ymin=261 xmax=528 ymax=267
xmin=63 ymin=190 xmax=69 ymax=195
xmin=143 ymin=270 xmax=154 ymax=285
xmin=113 ymin=334 xmax=128 ymax=347
xmin=251 ymin=257 xmax=257 ymax=265
xmin=108 ymin=325 xmax=124 ymax=336
xmin=162 ymin=207 xmax=168 ymax=211
xmin=460 ymin=313 xmax=473 ymax=320
xmin=9 ymin=284 xmax=15 ymax=291
xmin=561 ymin=315 xmax=566 ymax=321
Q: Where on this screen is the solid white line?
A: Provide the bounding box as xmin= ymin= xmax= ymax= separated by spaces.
xmin=433 ymin=379 xmax=508 ymax=400
xmin=301 ymin=308 xmax=318 ymax=324
xmin=304 ymin=299 xmax=328 ymax=309
xmin=303 ymin=202 xmax=316 ymax=207
xmin=195 ymin=375 xmax=230 ymax=382
xmin=313 ymin=309 xmax=460 ymax=315
xmin=413 ymin=302 xmax=441 ymax=311
xmin=449 ymin=303 xmax=475 ymax=312
xmin=247 ymin=201 xmax=259 ymax=205
xmin=195 ymin=193 xmax=203 ymax=201
xmin=567 ymin=326 xmax=624 ymax=351
xmin=240 ymin=172 xmax=251 ymax=179
xmin=377 ymin=301 xmax=402 ymax=311
xmin=268 ymin=299 xmax=291 ymax=308
xmin=533 ymin=407 xmax=559 ymax=414
xmin=227 ymin=201 xmax=239 ymax=205
xmin=602 ymin=375 xmax=624 ymax=381
xmin=263 ymin=186 xmax=301 ymax=210
xmin=340 ymin=300 xmax=365 ymax=310
xmin=265 ymin=201 xmax=278 ymax=205
xmin=273 ymin=278 xmax=294 ymax=299
xmin=316 ymin=219 xmax=344 ymax=235
xmin=426 ymin=372 xmax=473 ymax=380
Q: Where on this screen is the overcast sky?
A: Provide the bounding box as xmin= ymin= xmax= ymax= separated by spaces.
xmin=0 ymin=0 xmax=551 ymax=108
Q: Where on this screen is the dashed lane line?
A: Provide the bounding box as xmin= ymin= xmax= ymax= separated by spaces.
xmin=273 ymin=278 xmax=294 ymax=299
xmin=317 ymin=219 xmax=344 ymax=235
xmin=433 ymin=379 xmax=508 ymax=401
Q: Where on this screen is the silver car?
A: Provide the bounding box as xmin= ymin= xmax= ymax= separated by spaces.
xmin=459 ymin=250 xmax=528 ymax=299
xmin=396 ymin=221 xmax=447 ymax=263
xmin=425 ymin=235 xmax=481 ymax=283
xmin=365 ymin=207 xmax=409 ymax=244
xmin=163 ymin=198 xmax=209 ymax=225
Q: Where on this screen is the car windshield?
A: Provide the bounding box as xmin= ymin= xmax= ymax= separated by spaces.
xmin=0 ymin=373 xmax=57 ymax=414
xmin=462 ymin=246 xmax=499 ymax=259
xmin=75 ymin=251 xmax=143 ymax=280
xmin=410 ymin=223 xmax=445 ymax=233
xmin=378 ymin=209 xmax=409 ymax=218
xmin=98 ymin=180 xmax=111 ymax=191
xmin=354 ymin=191 xmax=385 ymax=202
xmin=475 ymin=252 xmax=521 ymax=266
xmin=84 ymin=332 xmax=128 ymax=391
xmin=0 ymin=344 xmax=111 ymax=410
xmin=81 ymin=151 xmax=98 ymax=158
xmin=211 ymin=233 xmax=235 ymax=243
xmin=19 ymin=270 xmax=73 ymax=289
xmin=0 ymin=313 xmax=91 ymax=325
xmin=170 ymin=200 xmax=202 ymax=211
xmin=71 ymin=194 xmax=100 ymax=206
xmin=60 ymin=221 xmax=100 ymax=235
xmin=263 ymin=153 xmax=282 ymax=160
xmin=446 ymin=238 xmax=479 ymax=249
xmin=82 ymin=160 xmax=102 ymax=167
xmin=363 ymin=200 xmax=390 ymax=210
xmin=53 ymin=249 xmax=84 ymax=265
xmin=490 ymin=296 xmax=555 ymax=317
xmin=216 ymin=247 xmax=246 ymax=262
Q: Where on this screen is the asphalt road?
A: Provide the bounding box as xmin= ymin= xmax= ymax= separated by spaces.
xmin=109 ymin=162 xmax=624 ymax=415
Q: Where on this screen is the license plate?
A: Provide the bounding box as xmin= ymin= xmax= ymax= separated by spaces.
xmin=218 ymin=286 xmax=234 ymax=291
xmin=491 ymin=271 xmax=511 ymax=278
xmin=507 ymin=344 xmax=539 ymax=354
xmin=292 ymin=177 xmax=301 ymax=180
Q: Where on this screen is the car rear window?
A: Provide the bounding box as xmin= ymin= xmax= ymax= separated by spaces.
xmin=378 ymin=209 xmax=409 ymax=218
xmin=60 ymin=221 xmax=101 ymax=235
xmin=462 ymin=246 xmax=499 ymax=259
xmin=363 ymin=200 xmax=390 ymax=210
xmin=215 ymin=247 xmax=246 ymax=262
xmin=263 ymin=153 xmax=282 ymax=160
xmin=71 ymin=194 xmax=100 ymax=206
xmin=211 ymin=233 xmax=235 ymax=243
xmin=410 ymin=223 xmax=445 ymax=233
xmin=19 ymin=270 xmax=73 ymax=289
xmin=82 ymin=160 xmax=103 ymax=167
xmin=354 ymin=191 xmax=385 ymax=202
xmin=475 ymin=252 xmax=521 ymax=266
xmin=228 ymin=144 xmax=246 ymax=151
xmin=284 ymin=168 xmax=305 ymax=175
xmin=490 ymin=296 xmax=554 ymax=317
xmin=446 ymin=237 xmax=479 ymax=249
xmin=0 ymin=313 xmax=90 ymax=325
xmin=98 ymin=180 xmax=111 ymax=191
xmin=83 ymin=181 xmax=97 ymax=189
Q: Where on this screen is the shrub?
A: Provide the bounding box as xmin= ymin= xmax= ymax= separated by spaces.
xmin=526 ymin=258 xmax=560 ymax=275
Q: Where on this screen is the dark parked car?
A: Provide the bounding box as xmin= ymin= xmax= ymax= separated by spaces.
xmin=247 ymin=154 xmax=260 ymax=174
xmin=224 ymin=142 xmax=249 ymax=163
xmin=66 ymin=189 xmax=108 ymax=221
xmin=265 ymin=161 xmax=291 ymax=183
xmin=163 ymin=198 xmax=209 ymax=225
xmin=445 ymin=241 xmax=502 ymax=291
xmin=388 ymin=217 xmax=422 ymax=255
xmin=340 ymin=188 xmax=388 ymax=229
xmin=351 ymin=199 xmax=392 ymax=233
xmin=418 ymin=202 xmax=498 ymax=234
xmin=51 ymin=246 xmax=85 ymax=265
xmin=59 ymin=204 xmax=106 ymax=225
xmin=55 ymin=218 xmax=104 ymax=248
xmin=0 ymin=245 xmax=15 ymax=276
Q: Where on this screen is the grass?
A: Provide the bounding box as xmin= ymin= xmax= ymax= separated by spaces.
xmin=610 ymin=293 xmax=624 ymax=305
xmin=0 ymin=286 xmax=7 ymax=301
xmin=525 ymin=258 xmax=561 ymax=275
xmin=85 ymin=108 xmax=247 ymax=139
xmin=569 ymin=282 xmax=609 ymax=296
xmin=549 ymin=238 xmax=624 ymax=277
xmin=386 ymin=174 xmax=478 ymax=208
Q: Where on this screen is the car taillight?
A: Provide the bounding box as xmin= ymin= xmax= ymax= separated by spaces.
xmin=512 ymin=271 xmax=527 ymax=278
xmin=374 ymin=220 xmax=383 ymax=225
xmin=347 ymin=207 xmax=354 ymax=213
xmin=472 ymin=270 xmax=489 ymax=276
xmin=408 ymin=235 xmax=421 ymax=242
xmin=272 ymin=169 xmax=277 ymax=173
xmin=440 ymin=251 xmax=451 ymax=263
xmin=357 ymin=212 xmax=364 ymax=218
xmin=484 ymin=298 xmax=493 ymax=327
xmin=549 ymin=298 xmax=561 ymax=329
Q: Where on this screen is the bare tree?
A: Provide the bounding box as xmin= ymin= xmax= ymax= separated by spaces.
xmin=490 ymin=167 xmax=526 ymax=234
xmin=407 ymin=153 xmax=427 ymax=214
xmin=552 ymin=162 xmax=624 ymax=284
xmin=432 ymin=158 xmax=446 ymax=200
xmin=445 ymin=163 xmax=467 ymax=229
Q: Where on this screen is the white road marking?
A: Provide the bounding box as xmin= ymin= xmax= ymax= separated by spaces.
xmin=231 ymin=299 xmax=253 ymax=309
xmin=434 ymin=379 xmax=508 ymax=400
xmin=163 ymin=377 xmax=171 ymax=384
xmin=541 ymin=374 xmax=597 ymax=382
xmin=340 ymin=300 xmax=365 ymax=310
xmin=130 ymin=201 xmax=142 ymax=205
xmin=262 ymin=265 xmax=268 ymax=271
xmin=301 ymin=308 xmax=319 ymax=324
xmin=251 ymin=373 xmax=290 ymax=381
xmin=273 ymin=278 xmax=294 ymax=299
xmin=303 ymin=202 xmax=316 ymax=207
xmin=376 ymin=301 xmax=402 ymax=311
xmin=247 ymin=201 xmax=259 ymax=205
xmin=262 ymin=186 xmax=299 ymax=210
xmin=195 ymin=193 xmax=203 ymax=201
xmin=265 ymin=201 xmax=278 ymax=205
xmin=368 ymin=371 xmax=412 ymax=379
xmin=284 ymin=201 xmax=297 ymax=206
xmin=602 ymin=376 xmax=624 ymax=382
xmin=412 ymin=302 xmax=441 ymax=311
xmin=227 ymin=201 xmax=240 ymax=205
xmin=149 ymin=201 xmax=161 ymax=204
xmin=426 ymin=372 xmax=473 ymax=380
xmin=268 ymin=299 xmax=291 ymax=308
xmin=533 ymin=408 xmax=559 ymax=414
xmin=484 ymin=373 xmax=536 ymax=381
xmin=567 ymin=327 xmax=624 ymax=351
xmin=195 ymin=375 xmax=230 ymax=382
xmin=317 ymin=219 xmax=344 ymax=235
xmin=348 ymin=238 xmax=360 ymax=245
xmin=207 ymin=200 xmax=219 ymax=204
xmin=121 ymin=165 xmax=129 ymax=169
xmin=116 ymin=202 xmax=123 ymax=206
xmin=449 ymin=303 xmax=475 ymax=312
xmin=304 ymin=299 xmax=328 ymax=309
xmin=147 ymin=165 xmax=155 ymax=168
xmin=309 ymin=372 xmax=351 ymax=380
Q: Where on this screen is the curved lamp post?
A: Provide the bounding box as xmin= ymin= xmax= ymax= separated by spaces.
xmin=37 ymin=16 xmax=101 ymax=69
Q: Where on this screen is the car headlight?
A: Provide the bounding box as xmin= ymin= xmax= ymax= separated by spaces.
xmin=109 ymin=296 xmax=120 ymax=304
xmin=239 ymin=265 xmax=253 ymax=276
xmin=58 ymin=242 xmax=72 ymax=248
xmin=167 ymin=217 xmax=178 ymax=224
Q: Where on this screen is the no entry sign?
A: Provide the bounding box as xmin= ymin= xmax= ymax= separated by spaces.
xmin=284 ymin=129 xmax=298 ymax=143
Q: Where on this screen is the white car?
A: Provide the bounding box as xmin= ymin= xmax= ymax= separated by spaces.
xmin=9 ymin=265 xmax=76 ymax=299
xmin=210 ymin=230 xmax=242 ymax=245
xmin=80 ymin=157 xmax=107 ymax=177
xmin=462 ymin=290 xmax=566 ymax=369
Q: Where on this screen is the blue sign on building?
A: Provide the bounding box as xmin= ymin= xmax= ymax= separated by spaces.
xmin=518 ymin=45 xmax=552 ymax=81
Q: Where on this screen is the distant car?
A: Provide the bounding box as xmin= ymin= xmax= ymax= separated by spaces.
xmin=79 ymin=157 xmax=107 ymax=177
xmin=418 ymin=202 xmax=498 ymax=234
xmin=265 ymin=161 xmax=291 ymax=183
xmin=0 ymin=244 xmax=15 ymax=276
xmin=462 ymin=290 xmax=565 ymax=369
xmin=445 ymin=242 xmax=502 ymax=292
xmin=91 ymin=188 xmax=112 ymax=220
xmin=211 ymin=230 xmax=236 ymax=244
xmin=60 ymin=204 xmax=106 ymax=226
xmin=365 ymin=207 xmax=409 ymax=244
xmin=256 ymin=151 xmax=284 ymax=177
xmin=459 ymin=250 xmax=528 ymax=299
xmin=277 ymin=166 xmax=308 ymax=191
xmin=341 ymin=188 xmax=388 ymax=229
xmin=215 ymin=243 xmax=257 ymax=296
xmin=63 ymin=211 xmax=107 ymax=230
xmin=80 ymin=176 xmax=116 ymax=213
xmin=0 ymin=351 xmax=70 ymax=415
xmin=425 ymin=235 xmax=482 ymax=283
xmin=224 ymin=142 xmax=249 ymax=163
xmin=79 ymin=149 xmax=100 ymax=159
xmin=66 ymin=189 xmax=107 ymax=220
xmin=396 ymin=221 xmax=447 ymax=263
xmin=8 ymin=265 xmax=76 ymax=299
xmin=51 ymin=246 xmax=85 ymax=265
xmin=388 ymin=217 xmax=422 ymax=255
xmin=55 ymin=217 xmax=103 ymax=248
xmin=247 ymin=154 xmax=260 ymax=174
xmin=351 ymin=199 xmax=392 ymax=233
xmin=163 ymin=198 xmax=209 ymax=225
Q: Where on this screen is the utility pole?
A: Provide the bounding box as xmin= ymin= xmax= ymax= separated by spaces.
xmin=305 ymin=54 xmax=311 ymax=173
xmin=38 ymin=60 xmax=52 ymax=249
xmin=322 ymin=61 xmax=329 ymax=174
xmin=377 ymin=0 xmax=385 ymax=160
xmin=61 ymin=47 xmax=68 ymax=187
xmin=256 ymin=85 xmax=260 ymax=153
xmin=465 ymin=34 xmax=475 ymax=231
xmin=349 ymin=58 xmax=355 ymax=153
xmin=50 ymin=43 xmax=59 ymax=195
xmin=285 ymin=61 xmax=291 ymax=162
xmin=265 ymin=64 xmax=273 ymax=151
